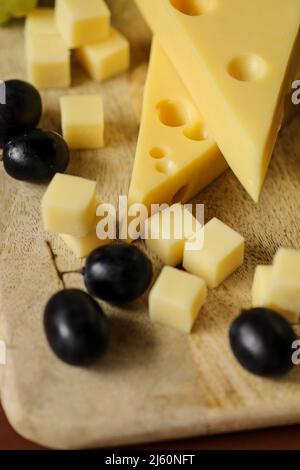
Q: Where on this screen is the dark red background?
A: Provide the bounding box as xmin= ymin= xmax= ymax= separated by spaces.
xmin=0 ymin=404 xmax=299 ymax=450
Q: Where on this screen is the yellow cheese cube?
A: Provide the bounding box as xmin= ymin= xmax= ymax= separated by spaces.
xmin=144 ymin=203 xmax=202 ymax=267
xmin=60 ymin=198 xmax=113 ymax=258
xmin=183 ymin=218 xmax=244 ymax=289
xmin=60 ymin=95 xmax=104 ymax=149
xmin=270 ymin=248 xmax=300 ymax=316
xmin=76 ymin=27 xmax=130 ymax=82
xmin=42 ymin=173 xmax=97 ymax=238
xmin=25 ymin=8 xmax=58 ymax=37
xmin=252 ymin=266 xmax=274 ymax=308
xmin=55 ymin=0 xmax=110 ymax=49
xmin=252 ymin=265 xmax=299 ymax=323
xmin=149 ymin=266 xmax=207 ymax=333
xmin=60 ymin=221 xmax=111 ymax=259
xmin=26 ymin=34 xmax=70 ymax=89
xmin=60 ymin=231 xmax=110 ymax=259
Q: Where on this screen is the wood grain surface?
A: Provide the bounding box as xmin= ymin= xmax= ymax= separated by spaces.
xmin=2 ymin=403 xmax=300 ymax=450
xmin=0 ymin=0 xmax=300 ymax=450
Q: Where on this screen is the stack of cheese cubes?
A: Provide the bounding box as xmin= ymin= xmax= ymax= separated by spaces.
xmin=42 ymin=173 xmax=112 ymax=259
xmin=25 ymin=0 xmax=130 ymax=89
xmin=146 ymin=204 xmax=245 ymax=333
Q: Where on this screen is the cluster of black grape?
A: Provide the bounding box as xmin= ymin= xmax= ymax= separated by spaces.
xmin=0 ymin=79 xmax=69 ymax=182
xmin=44 ymin=243 xmax=153 ymax=367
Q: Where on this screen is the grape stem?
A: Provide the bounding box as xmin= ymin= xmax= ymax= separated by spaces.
xmin=45 ymin=240 xmax=84 ymax=289
xmin=46 ymin=240 xmax=66 ymax=289
xmin=0 ymin=149 xmax=3 ymax=162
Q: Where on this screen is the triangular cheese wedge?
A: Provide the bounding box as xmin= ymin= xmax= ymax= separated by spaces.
xmin=128 ymin=38 xmax=228 ymax=209
xmin=135 ymin=0 xmax=300 ymax=201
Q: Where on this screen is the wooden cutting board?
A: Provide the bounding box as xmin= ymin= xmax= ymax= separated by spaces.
xmin=1 ymin=0 xmax=300 ymax=450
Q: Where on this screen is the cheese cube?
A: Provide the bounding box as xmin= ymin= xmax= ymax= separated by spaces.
xmin=25 ymin=9 xmax=58 ymax=37
xmin=149 ymin=266 xmax=207 ymax=333
xmin=55 ymin=0 xmax=110 ymax=49
xmin=26 ymin=35 xmax=70 ymax=89
xmin=76 ymin=27 xmax=130 ymax=82
xmin=60 ymin=95 xmax=104 ymax=149
xmin=60 ymin=221 xmax=111 ymax=259
xmin=60 ymin=230 xmax=110 ymax=259
xmin=183 ymin=218 xmax=244 ymax=289
xmin=60 ymin=198 xmax=114 ymax=258
xmin=144 ymin=203 xmax=202 ymax=267
xmin=252 ymin=265 xmax=299 ymax=323
xmin=270 ymin=248 xmax=300 ymax=316
xmin=42 ymin=173 xmax=97 ymax=237
xmin=252 ymin=266 xmax=274 ymax=308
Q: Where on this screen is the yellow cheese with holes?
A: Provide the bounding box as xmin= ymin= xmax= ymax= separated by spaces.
xmin=128 ymin=38 xmax=228 ymax=209
xmin=269 ymin=248 xmax=300 ymax=317
xmin=25 ymin=8 xmax=58 ymax=37
xmin=135 ymin=0 xmax=300 ymax=202
xmin=76 ymin=27 xmax=130 ymax=82
xmin=252 ymin=265 xmax=299 ymax=324
xmin=42 ymin=173 xmax=97 ymax=238
xmin=60 ymin=95 xmax=104 ymax=149
xmin=55 ymin=0 xmax=110 ymax=49
xmin=26 ymin=34 xmax=70 ymax=89
xmin=149 ymin=266 xmax=207 ymax=333
xmin=252 ymin=266 xmax=274 ymax=309
xmin=144 ymin=203 xmax=202 ymax=266
xmin=183 ymin=217 xmax=244 ymax=289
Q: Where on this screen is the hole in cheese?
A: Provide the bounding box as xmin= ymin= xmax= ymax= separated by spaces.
xmin=183 ymin=120 xmax=209 ymax=141
xmin=227 ymin=54 xmax=267 ymax=82
xmin=155 ymin=159 xmax=177 ymax=174
xmin=169 ymin=0 xmax=217 ymax=16
xmin=149 ymin=147 xmax=167 ymax=159
xmin=157 ymin=100 xmax=190 ymax=127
